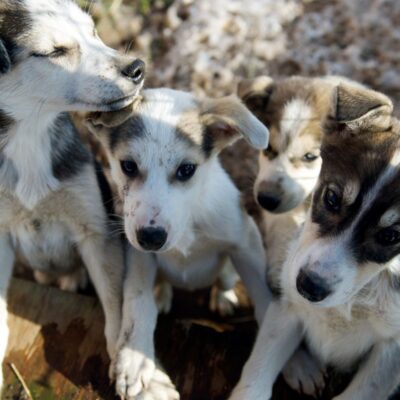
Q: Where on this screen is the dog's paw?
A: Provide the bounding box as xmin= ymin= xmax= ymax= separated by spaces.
xmin=209 ymin=286 xmax=239 ymax=316
xmin=58 ymin=268 xmax=88 ymax=292
xmin=283 ymin=347 xmax=326 ymax=397
xmin=229 ymin=385 xmax=272 ymax=400
xmin=115 ymin=347 xmax=156 ymax=399
xmin=154 ymin=282 xmax=173 ymax=314
xmin=135 ymin=368 xmax=180 ymax=400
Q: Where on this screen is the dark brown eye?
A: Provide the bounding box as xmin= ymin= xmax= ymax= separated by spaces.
xmin=120 ymin=160 xmax=139 ymax=178
xmin=376 ymin=227 xmax=400 ymax=246
xmin=176 ymin=163 xmax=197 ymax=182
xmin=324 ymin=188 xmax=341 ymax=213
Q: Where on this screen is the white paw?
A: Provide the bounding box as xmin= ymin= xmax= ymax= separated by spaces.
xmin=209 ymin=286 xmax=239 ymax=316
xmin=135 ymin=368 xmax=180 ymax=400
xmin=283 ymin=347 xmax=326 ymax=397
xmin=229 ymin=385 xmax=272 ymax=400
xmin=58 ymin=268 xmax=88 ymax=292
xmin=154 ymin=282 xmax=173 ymax=314
xmin=33 ymin=270 xmax=54 ymax=286
xmin=115 ymin=347 xmax=156 ymax=399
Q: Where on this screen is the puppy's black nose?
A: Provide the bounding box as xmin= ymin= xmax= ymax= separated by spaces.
xmin=122 ymin=59 xmax=145 ymax=84
xmin=137 ymin=227 xmax=167 ymax=251
xmin=257 ymin=193 xmax=281 ymax=211
xmin=296 ymin=269 xmax=331 ymax=303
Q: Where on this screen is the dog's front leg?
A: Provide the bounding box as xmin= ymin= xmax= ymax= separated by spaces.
xmin=0 ymin=233 xmax=15 ymax=392
xmin=333 ymin=340 xmax=400 ymax=400
xmin=115 ymin=246 xmax=160 ymax=400
xmin=229 ymin=300 xmax=302 ymax=400
xmin=230 ymin=215 xmax=272 ymax=323
xmin=77 ymin=234 xmax=124 ymax=361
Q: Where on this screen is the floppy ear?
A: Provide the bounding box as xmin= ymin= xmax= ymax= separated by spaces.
xmin=85 ymin=103 xmax=136 ymax=133
xmin=200 ymin=95 xmax=269 ymax=152
xmin=237 ymin=76 xmax=274 ymax=113
xmin=331 ymin=83 xmax=393 ymax=132
xmin=0 ymin=39 xmax=11 ymax=74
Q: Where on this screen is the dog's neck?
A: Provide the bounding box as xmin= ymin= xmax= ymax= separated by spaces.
xmin=0 ymin=102 xmax=62 ymax=209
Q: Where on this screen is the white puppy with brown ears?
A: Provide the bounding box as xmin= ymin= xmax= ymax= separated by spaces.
xmin=86 ymin=88 xmax=272 ymax=400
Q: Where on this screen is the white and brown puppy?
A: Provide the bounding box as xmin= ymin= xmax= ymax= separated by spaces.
xmin=0 ymin=0 xmax=144 ymax=392
xmin=230 ymin=83 xmax=400 ymax=400
xmin=87 ymin=88 xmax=272 ymax=400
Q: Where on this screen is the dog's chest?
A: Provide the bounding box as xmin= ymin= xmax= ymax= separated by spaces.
xmin=300 ymin=300 xmax=399 ymax=368
xmin=1 ymin=191 xmax=79 ymax=273
xmin=156 ymin=239 xmax=227 ymax=290
xmin=2 ymin=116 xmax=60 ymax=209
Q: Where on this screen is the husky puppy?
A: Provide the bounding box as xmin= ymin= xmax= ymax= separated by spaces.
xmin=0 ymin=0 xmax=145 ymax=391
xmin=230 ymin=82 xmax=400 ymax=400
xmin=86 ymin=88 xmax=271 ymax=399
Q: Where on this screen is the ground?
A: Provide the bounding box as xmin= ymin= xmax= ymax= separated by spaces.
xmin=4 ymin=0 xmax=400 ymax=399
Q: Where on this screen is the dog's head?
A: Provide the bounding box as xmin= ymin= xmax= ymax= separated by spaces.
xmin=86 ymin=88 xmax=268 ymax=253
xmin=0 ymin=0 xmax=145 ymax=115
xmin=239 ymin=76 xmax=341 ymax=213
xmin=283 ymin=82 xmax=400 ymax=307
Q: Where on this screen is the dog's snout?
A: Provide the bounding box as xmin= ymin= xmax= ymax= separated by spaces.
xmin=257 ymin=193 xmax=281 ymax=211
xmin=137 ymin=227 xmax=167 ymax=251
xmin=296 ymin=269 xmax=332 ymax=303
xmin=122 ymin=59 xmax=145 ymax=84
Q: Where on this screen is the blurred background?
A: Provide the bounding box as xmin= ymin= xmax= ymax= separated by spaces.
xmin=79 ymin=0 xmax=400 ymax=107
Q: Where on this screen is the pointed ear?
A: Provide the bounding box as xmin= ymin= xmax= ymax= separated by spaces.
xmin=200 ymin=95 xmax=269 ymax=152
xmin=331 ymin=84 xmax=393 ymax=132
xmin=85 ymin=100 xmax=139 ymax=133
xmin=0 ymin=39 xmax=11 ymax=74
xmin=237 ymin=76 xmax=274 ymax=113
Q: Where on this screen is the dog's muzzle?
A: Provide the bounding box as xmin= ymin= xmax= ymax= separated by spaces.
xmin=296 ymin=268 xmax=332 ymax=303
xmin=136 ymin=227 xmax=167 ymax=251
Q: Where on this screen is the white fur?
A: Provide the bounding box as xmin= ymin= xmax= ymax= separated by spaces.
xmin=0 ymin=0 xmax=143 ymax=393
xmin=92 ymin=88 xmax=271 ymax=400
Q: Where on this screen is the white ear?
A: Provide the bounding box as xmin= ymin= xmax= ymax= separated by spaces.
xmin=201 ymin=95 xmax=269 ymax=152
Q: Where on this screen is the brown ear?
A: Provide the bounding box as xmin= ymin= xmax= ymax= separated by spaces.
xmin=332 ymin=84 xmax=393 ymax=132
xmin=201 ymin=95 xmax=269 ymax=152
xmin=237 ymin=76 xmax=274 ymax=113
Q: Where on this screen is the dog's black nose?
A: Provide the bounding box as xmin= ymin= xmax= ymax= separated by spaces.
xmin=122 ymin=59 xmax=145 ymax=84
xmin=296 ymin=269 xmax=331 ymax=303
xmin=257 ymin=193 xmax=281 ymax=211
xmin=137 ymin=227 xmax=167 ymax=251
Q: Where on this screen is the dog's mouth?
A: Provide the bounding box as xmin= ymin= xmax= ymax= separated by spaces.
xmin=70 ymin=91 xmax=139 ymax=112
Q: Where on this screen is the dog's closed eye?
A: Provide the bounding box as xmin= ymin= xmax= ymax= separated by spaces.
xmin=32 ymin=46 xmax=69 ymax=59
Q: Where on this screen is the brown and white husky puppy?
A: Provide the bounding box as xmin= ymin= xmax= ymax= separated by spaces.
xmin=230 ymin=82 xmax=400 ymax=400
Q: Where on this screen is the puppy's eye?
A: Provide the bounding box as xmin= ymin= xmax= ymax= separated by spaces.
xmin=49 ymin=47 xmax=68 ymax=58
xmin=32 ymin=47 xmax=68 ymax=59
xmin=176 ymin=163 xmax=197 ymax=182
xmin=302 ymin=152 xmax=318 ymax=162
xmin=120 ymin=160 xmax=139 ymax=178
xmin=376 ymin=227 xmax=400 ymax=246
xmin=324 ymin=188 xmax=341 ymax=213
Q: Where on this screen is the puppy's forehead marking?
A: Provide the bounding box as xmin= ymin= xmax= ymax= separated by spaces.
xmin=280 ymin=99 xmax=312 ymax=148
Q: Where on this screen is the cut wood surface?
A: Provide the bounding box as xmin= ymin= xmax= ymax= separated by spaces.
xmin=3 ymin=278 xmax=399 ymax=400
